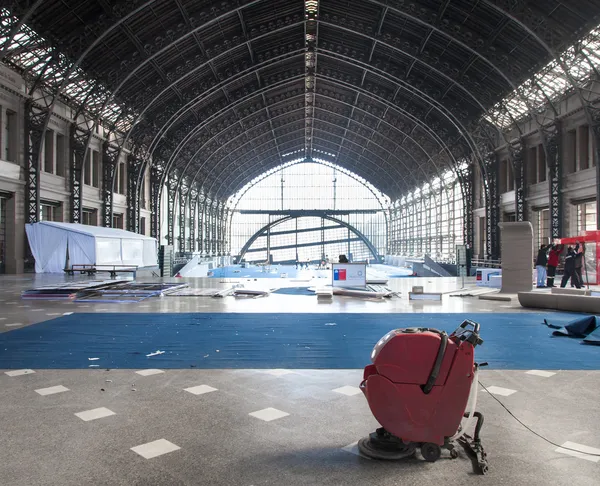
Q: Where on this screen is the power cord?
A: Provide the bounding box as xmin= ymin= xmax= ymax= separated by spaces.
xmin=478 ymin=380 xmax=600 ymax=457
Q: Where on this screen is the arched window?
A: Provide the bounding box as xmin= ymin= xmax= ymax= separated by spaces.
xmin=228 ymin=159 xmax=389 ymax=263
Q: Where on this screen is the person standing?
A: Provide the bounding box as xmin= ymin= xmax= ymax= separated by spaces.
xmin=535 ymin=243 xmax=551 ymax=288
xmin=574 ymin=243 xmax=585 ymax=288
xmin=560 ymin=246 xmax=580 ymax=288
xmin=546 ymin=242 xmax=564 ymax=288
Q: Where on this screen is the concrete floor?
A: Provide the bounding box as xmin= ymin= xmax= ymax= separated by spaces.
xmin=1 ymin=274 xmax=599 ymax=485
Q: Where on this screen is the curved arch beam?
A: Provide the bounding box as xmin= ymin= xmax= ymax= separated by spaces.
xmin=204 ymin=113 xmax=447 ymax=199
xmin=185 ymin=103 xmax=435 ymax=197
xmin=208 ymin=129 xmax=442 ymax=201
xmin=181 ymin=77 xmax=472 ymax=204
xmin=205 ymin=131 xmax=402 ymax=201
xmin=235 ymin=214 xmax=381 ymax=263
xmin=228 ymin=158 xmax=390 ymax=213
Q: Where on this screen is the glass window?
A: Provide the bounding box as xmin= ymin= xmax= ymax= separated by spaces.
xmin=577 ymin=201 xmax=597 ymax=233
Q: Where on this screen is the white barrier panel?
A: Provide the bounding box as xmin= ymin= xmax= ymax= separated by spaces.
xmin=331 ymin=263 xmax=367 ymax=288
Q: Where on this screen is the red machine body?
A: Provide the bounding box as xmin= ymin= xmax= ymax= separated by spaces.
xmin=360 ymin=324 xmax=479 ymax=446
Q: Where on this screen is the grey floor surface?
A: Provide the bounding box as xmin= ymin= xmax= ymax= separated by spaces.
xmin=1 ymin=274 xmax=599 ymax=485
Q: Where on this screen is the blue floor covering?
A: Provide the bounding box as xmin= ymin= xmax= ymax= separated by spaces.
xmin=1 ymin=312 xmax=598 ymax=370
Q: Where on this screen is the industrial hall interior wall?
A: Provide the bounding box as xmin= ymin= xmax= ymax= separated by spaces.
xmin=388 ymin=83 xmax=600 ymax=263
xmin=3 ymin=2 xmax=600 ymax=274
xmin=2 ymin=62 xmax=600 ymax=272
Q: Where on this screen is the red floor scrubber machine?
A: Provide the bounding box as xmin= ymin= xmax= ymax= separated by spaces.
xmin=358 ymin=320 xmax=488 ymax=474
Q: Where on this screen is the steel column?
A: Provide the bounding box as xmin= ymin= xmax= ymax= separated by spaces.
xmin=149 ymin=164 xmax=163 ymax=239
xmin=189 ymin=187 xmax=197 ymax=252
xmin=69 ymin=121 xmax=93 ymax=223
xmin=545 ymin=122 xmax=563 ymax=238
xmin=101 ymin=142 xmax=120 ymax=227
xmin=127 ymin=154 xmax=143 ymax=233
xmin=178 ymin=182 xmax=188 ymax=253
xmin=24 ymin=100 xmax=46 ymax=223
xmin=512 ymin=141 xmax=526 ymax=222
xmin=485 ymin=152 xmax=500 ymax=260
xmin=166 ymin=172 xmax=177 ymax=246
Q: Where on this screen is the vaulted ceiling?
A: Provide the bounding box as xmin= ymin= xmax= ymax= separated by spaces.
xmin=4 ymin=0 xmax=600 ymax=201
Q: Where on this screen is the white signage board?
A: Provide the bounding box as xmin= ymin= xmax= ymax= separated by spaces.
xmin=331 ymin=263 xmax=367 ymax=289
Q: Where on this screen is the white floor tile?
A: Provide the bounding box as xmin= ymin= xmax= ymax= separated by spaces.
xmin=184 ymin=385 xmax=218 ymax=395
xmin=249 ymin=407 xmax=290 ymax=422
xmin=131 ymin=439 xmax=181 ymax=459
xmin=263 ymin=369 xmax=296 ymax=376
xmin=136 ymin=369 xmax=165 ymax=376
xmin=555 ymin=441 xmax=600 ymax=463
xmin=35 ymin=385 xmax=70 ymax=396
xmin=333 ymin=385 xmax=362 ymax=396
xmin=482 ymin=385 xmax=517 ymax=397
xmin=5 ymin=369 xmax=36 ymax=377
xmin=5 ymin=323 xmax=24 ymax=328
xmin=75 ymin=407 xmax=116 ymax=422
xmin=526 ymin=370 xmax=556 ymax=378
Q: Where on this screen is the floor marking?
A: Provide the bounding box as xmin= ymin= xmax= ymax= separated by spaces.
xmin=263 ymin=369 xmax=296 ymax=376
xmin=63 ymin=312 xmax=73 ymax=316
xmin=5 ymin=323 xmax=24 ymax=327
xmin=0 ymin=317 xmax=6 ymax=320
xmin=35 ymin=385 xmax=70 ymax=396
xmin=526 ymin=370 xmax=556 ymax=378
xmin=46 ymin=313 xmax=61 ymax=316
xmin=555 ymin=441 xmax=600 ymax=463
xmin=131 ymin=439 xmax=181 ymax=459
xmin=184 ymin=385 xmax=218 ymax=395
xmin=136 ymin=369 xmax=165 ymax=376
xmin=249 ymin=407 xmax=290 ymax=422
xmin=5 ymin=369 xmax=36 ymax=377
xmin=333 ymin=386 xmax=362 ymax=396
xmin=75 ymin=407 xmax=116 ymax=422
xmin=482 ymin=385 xmax=517 ymax=397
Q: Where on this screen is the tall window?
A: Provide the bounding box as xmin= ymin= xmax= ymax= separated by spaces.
xmin=112 ymin=213 xmax=123 ymax=229
xmin=228 ymin=160 xmax=389 ymax=262
xmin=44 ymin=130 xmax=54 ymax=173
xmin=577 ymin=201 xmax=597 ymax=233
xmin=390 ymin=168 xmax=465 ymax=261
xmin=56 ymin=133 xmax=66 ymax=177
xmin=82 ymin=208 xmax=97 ymax=226
xmin=4 ymin=109 xmax=16 ymax=162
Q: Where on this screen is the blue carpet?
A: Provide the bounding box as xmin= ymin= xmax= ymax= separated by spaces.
xmin=1 ymin=312 xmax=598 ymax=370
xmin=272 ymin=287 xmax=316 ymax=296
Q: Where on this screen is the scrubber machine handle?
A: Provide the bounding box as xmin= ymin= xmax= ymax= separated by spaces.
xmin=451 ymin=320 xmax=483 ymax=347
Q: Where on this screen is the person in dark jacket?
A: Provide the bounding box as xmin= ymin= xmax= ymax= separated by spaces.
xmin=560 ymin=246 xmax=580 ymax=288
xmin=574 ymin=243 xmax=585 ymax=288
xmin=535 ymin=244 xmax=551 ymax=288
xmin=546 ymin=242 xmax=564 ymax=287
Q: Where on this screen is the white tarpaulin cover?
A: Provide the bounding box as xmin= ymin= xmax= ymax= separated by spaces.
xmin=25 ymin=222 xmax=158 ymax=273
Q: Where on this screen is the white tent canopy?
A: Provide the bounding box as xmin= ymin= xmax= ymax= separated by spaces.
xmin=26 ymin=222 xmax=158 ymax=273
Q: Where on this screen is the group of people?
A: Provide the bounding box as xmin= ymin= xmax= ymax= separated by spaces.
xmin=535 ymin=241 xmax=585 ymax=289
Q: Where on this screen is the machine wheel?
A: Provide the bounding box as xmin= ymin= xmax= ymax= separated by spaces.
xmin=421 ymin=443 xmax=442 ymax=462
xmin=450 ymin=449 xmax=459 ymax=459
xmin=357 ymin=436 xmax=417 ymax=460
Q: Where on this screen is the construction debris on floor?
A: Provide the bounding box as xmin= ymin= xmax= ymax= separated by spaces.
xmin=166 ymin=287 xmax=234 ymax=298
xmin=21 ymin=280 xmax=188 ymax=303
xmin=20 ymin=279 xmax=131 ymax=300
